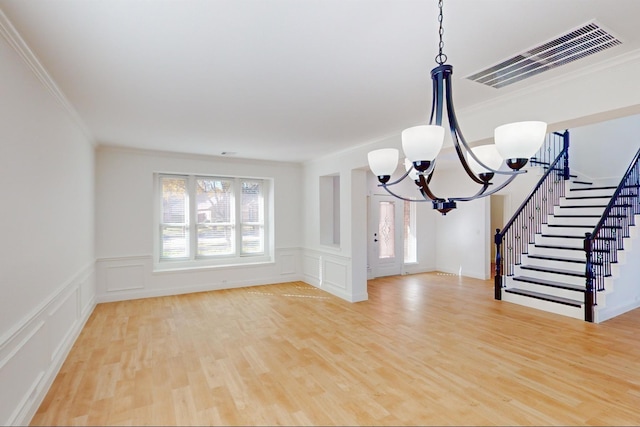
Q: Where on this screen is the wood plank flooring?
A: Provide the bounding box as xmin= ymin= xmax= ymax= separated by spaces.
xmin=31 ymin=273 xmax=640 ymax=425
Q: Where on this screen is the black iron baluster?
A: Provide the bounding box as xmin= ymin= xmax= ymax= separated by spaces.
xmin=584 ymin=232 xmax=594 ymax=322
xmin=495 ymin=228 xmax=502 ymax=300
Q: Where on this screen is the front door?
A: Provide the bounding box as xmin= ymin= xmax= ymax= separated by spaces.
xmin=368 ymin=195 xmax=404 ymax=278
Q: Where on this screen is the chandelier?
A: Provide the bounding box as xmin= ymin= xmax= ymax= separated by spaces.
xmin=367 ymin=0 xmax=546 ymax=215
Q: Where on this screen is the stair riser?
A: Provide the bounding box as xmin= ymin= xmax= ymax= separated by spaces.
xmin=521 ymin=255 xmax=586 ymax=273
xmin=535 ymin=234 xmax=584 ymax=249
xmin=502 ymin=292 xmax=583 ymax=319
xmin=568 ymin=188 xmax=616 ymax=198
xmin=506 ymin=277 xmax=584 ymax=300
xmin=513 ymin=267 xmax=585 ymax=286
xmin=554 ymin=206 xmax=607 ymax=216
xmin=560 ymin=197 xmax=612 ymax=207
xmin=541 ymin=224 xmax=593 ymax=237
xmin=530 ymin=246 xmax=585 ymax=258
xmin=548 ymin=216 xmax=598 ymax=226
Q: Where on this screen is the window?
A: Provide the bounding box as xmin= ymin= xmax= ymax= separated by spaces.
xmin=157 ymin=173 xmax=270 ymax=268
xmin=404 ymin=201 xmax=417 ymax=263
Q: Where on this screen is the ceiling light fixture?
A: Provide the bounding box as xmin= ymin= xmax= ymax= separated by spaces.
xmin=367 ymin=0 xmax=546 ymax=215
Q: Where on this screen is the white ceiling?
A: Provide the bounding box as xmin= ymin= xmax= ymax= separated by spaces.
xmin=1 ymin=0 xmax=640 ymax=162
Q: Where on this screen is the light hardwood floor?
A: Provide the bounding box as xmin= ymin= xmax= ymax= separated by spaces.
xmin=31 ymin=273 xmax=640 ymax=426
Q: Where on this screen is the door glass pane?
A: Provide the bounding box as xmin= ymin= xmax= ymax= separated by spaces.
xmin=404 ymin=201 xmax=417 ymax=263
xmin=378 ymin=201 xmax=395 ymax=259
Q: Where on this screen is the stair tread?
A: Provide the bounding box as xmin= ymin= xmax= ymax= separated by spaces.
xmin=504 ymin=288 xmax=583 ymax=307
xmin=527 ymin=254 xmax=589 ymax=264
xmin=561 ymin=203 xmax=632 ymax=208
xmin=572 ymin=181 xmax=593 ymax=185
xmin=565 ymin=195 xmax=612 ymax=200
xmin=547 ymin=224 xmax=621 ymax=229
xmin=513 ymin=275 xmax=585 ymax=291
xmin=520 ymin=265 xmax=585 ymax=278
xmin=535 ymin=244 xmax=608 ymax=252
xmin=570 ymin=186 xmax=617 ymax=191
xmin=553 ymin=214 xmax=625 ymax=218
xmin=541 ymin=234 xmax=616 ymax=240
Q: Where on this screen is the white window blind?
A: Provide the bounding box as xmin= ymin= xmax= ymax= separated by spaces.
xmin=196 ymin=178 xmax=234 ymax=256
xmin=160 ymin=176 xmax=189 ymax=259
xmin=157 ymin=174 xmax=269 ymax=267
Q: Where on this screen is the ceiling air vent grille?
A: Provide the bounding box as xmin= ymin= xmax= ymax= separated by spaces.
xmin=466 ymin=22 xmax=622 ymax=88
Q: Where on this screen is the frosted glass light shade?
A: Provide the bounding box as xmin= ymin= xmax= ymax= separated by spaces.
xmin=368 ymin=148 xmax=399 ymax=177
xmin=467 ymin=145 xmax=503 ymax=175
xmin=494 ymin=121 xmax=547 ymax=159
xmin=401 ymin=125 xmax=445 ymax=162
xmin=404 ymin=158 xmax=419 ymax=181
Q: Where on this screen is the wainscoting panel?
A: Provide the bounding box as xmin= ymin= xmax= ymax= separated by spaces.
xmin=0 ymin=262 xmax=96 ymax=426
xmin=47 ymin=288 xmax=78 ymax=364
xmin=302 ymin=249 xmax=353 ymax=301
xmin=0 ymin=321 xmax=47 ymax=427
xmin=105 ymin=263 xmax=145 ymax=292
xmin=323 ymin=258 xmax=348 ymax=290
xmin=279 ymin=253 xmax=297 ymax=275
xmin=96 ymin=249 xmax=304 ymax=303
xmin=303 ymin=254 xmax=321 ymax=286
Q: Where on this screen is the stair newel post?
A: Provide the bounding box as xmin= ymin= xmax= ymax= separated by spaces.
xmin=562 ymin=130 xmax=570 ymax=181
xmin=494 ymin=228 xmax=503 ymax=300
xmin=584 ymin=232 xmax=595 ymax=323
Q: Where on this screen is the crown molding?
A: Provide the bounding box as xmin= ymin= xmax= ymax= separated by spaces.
xmin=0 ymin=9 xmax=95 ymax=145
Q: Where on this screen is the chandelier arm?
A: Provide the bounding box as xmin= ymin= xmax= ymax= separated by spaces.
xmin=430 ymin=71 xmax=443 ymax=125
xmin=440 ymin=71 xmax=487 ymax=185
xmin=448 ymin=182 xmax=491 ymax=202
xmin=418 ymin=174 xmax=442 ymax=201
xmin=383 ymin=168 xmax=414 ymax=186
xmin=442 ymin=71 xmax=525 ymax=177
xmin=449 ymin=174 xmax=519 ymax=202
xmin=378 ymin=183 xmax=432 ymax=202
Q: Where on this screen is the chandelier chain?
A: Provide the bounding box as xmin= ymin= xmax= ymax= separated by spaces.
xmin=435 ymin=0 xmax=447 ymax=65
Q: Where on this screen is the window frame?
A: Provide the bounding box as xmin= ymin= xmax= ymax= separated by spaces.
xmin=154 ymin=173 xmax=272 ymax=271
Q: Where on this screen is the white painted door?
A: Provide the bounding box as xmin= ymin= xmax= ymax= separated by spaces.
xmin=368 ymin=195 xmax=404 ymax=278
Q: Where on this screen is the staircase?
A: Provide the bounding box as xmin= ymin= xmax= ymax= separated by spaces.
xmin=502 ymin=180 xmax=628 ymax=320
xmin=495 ymin=135 xmax=640 ymax=323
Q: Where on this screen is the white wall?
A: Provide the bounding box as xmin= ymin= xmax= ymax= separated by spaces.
xmin=570 ymin=113 xmax=640 ymax=181
xmin=95 ymin=147 xmax=303 ymax=302
xmin=428 ymin=164 xmax=492 ymax=280
xmin=0 ymin=15 xmax=96 ymax=426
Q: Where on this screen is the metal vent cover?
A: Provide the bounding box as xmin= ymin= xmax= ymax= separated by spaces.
xmin=466 ymin=22 xmax=622 ymax=88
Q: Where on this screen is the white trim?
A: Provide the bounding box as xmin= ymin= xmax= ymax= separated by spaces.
xmin=97 ymin=144 xmax=301 ymax=167
xmin=0 ymin=10 xmax=94 ymax=144
xmin=0 ymin=262 xmax=94 ymax=353
xmin=96 ymin=248 xmax=304 ymax=302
